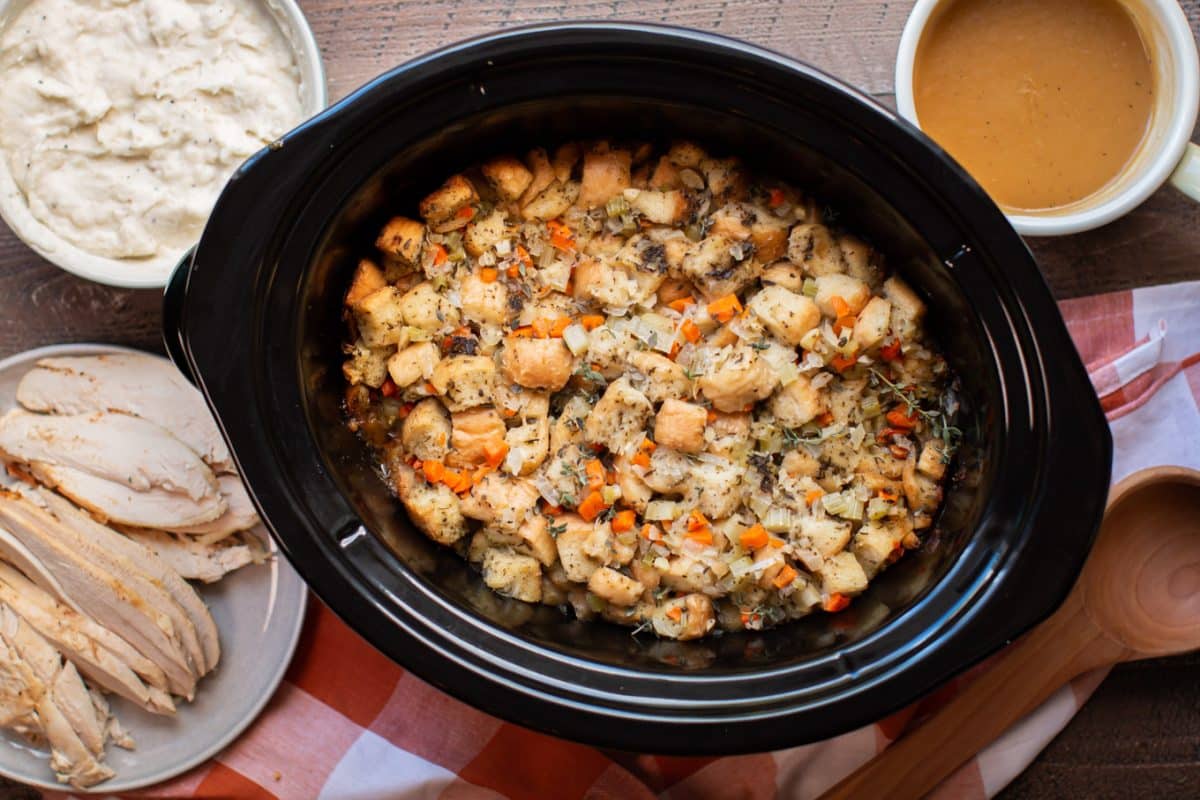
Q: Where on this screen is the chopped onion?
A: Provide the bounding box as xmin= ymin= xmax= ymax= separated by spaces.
xmin=811 ymin=372 xmax=833 ymax=390
xmin=775 ymin=361 xmax=800 ymax=387
xmin=601 ymin=485 xmax=622 ymax=505
xmin=799 ymin=328 xmax=823 ymax=352
xmin=495 ymin=238 xmax=512 ymax=256
xmin=849 ymin=425 xmax=866 ymax=449
xmin=562 ymin=323 xmax=590 ymax=355
xmin=747 ymin=491 xmax=773 ymax=519
xmin=645 ymin=500 xmax=681 ymax=521
xmin=679 ymin=168 xmax=705 ymax=189
xmin=762 ymin=506 xmax=791 ymax=533
xmin=476 ymin=251 xmax=497 ymax=267
xmin=504 ymin=446 xmax=527 ymax=476
xmin=729 ymin=556 xmax=756 ymax=579
xmin=533 ymin=474 xmax=561 ymax=506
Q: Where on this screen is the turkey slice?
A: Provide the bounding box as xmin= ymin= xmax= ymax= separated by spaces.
xmin=32 ymin=487 xmax=220 ymax=674
xmin=123 ymin=529 xmax=257 ymax=584
xmin=169 ymin=474 xmax=259 ymax=542
xmin=0 ymin=409 xmax=225 ymax=528
xmin=16 ymin=353 xmax=232 ymax=473
xmin=0 ymin=561 xmax=172 ymax=713
xmin=0 ymin=497 xmax=196 ymax=698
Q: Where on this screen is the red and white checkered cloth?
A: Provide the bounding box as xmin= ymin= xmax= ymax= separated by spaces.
xmin=47 ymin=280 xmax=1200 ymax=800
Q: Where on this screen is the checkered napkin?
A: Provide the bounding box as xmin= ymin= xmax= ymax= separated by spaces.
xmin=46 ymin=281 xmax=1200 ymax=800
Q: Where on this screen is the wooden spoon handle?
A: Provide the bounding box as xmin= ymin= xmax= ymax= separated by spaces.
xmin=821 ymin=591 xmax=1127 ymax=800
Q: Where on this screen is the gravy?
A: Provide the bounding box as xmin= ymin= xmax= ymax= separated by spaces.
xmin=913 ymin=0 xmax=1155 ymax=211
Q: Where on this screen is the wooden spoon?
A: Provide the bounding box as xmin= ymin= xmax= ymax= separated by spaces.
xmin=822 ymin=465 xmax=1200 ymax=800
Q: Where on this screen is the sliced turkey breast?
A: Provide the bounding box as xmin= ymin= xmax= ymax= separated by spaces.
xmin=123 ymin=529 xmax=257 ymax=583
xmin=89 ymin=686 xmax=134 ymax=750
xmin=0 ymin=605 xmax=107 ymax=758
xmin=9 ymin=489 xmax=209 ymax=677
xmin=16 ymin=353 xmax=232 ymax=472
xmin=0 ymin=524 xmax=80 ymax=613
xmin=0 ymin=635 xmax=113 ymax=788
xmin=0 ymin=562 xmax=173 ymax=714
xmin=0 ymin=409 xmax=225 ymax=529
xmin=169 ymin=474 xmax=259 ymax=543
xmin=32 ymin=488 xmax=220 ymax=673
xmin=0 ymin=497 xmax=197 ymax=698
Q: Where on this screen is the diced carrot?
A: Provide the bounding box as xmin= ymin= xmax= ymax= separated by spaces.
xmin=424 ymin=381 xmax=438 ymax=395
xmin=772 ymin=565 xmax=798 ymax=589
xmin=483 ymin=440 xmax=509 ymax=468
xmin=768 ymin=187 xmax=786 ymax=208
xmin=411 ymin=459 xmax=423 ymax=470
xmin=422 ymin=460 xmax=445 ymax=483
xmin=515 ymin=244 xmax=533 ymax=267
xmin=823 ymin=593 xmax=851 ymax=613
xmin=584 ymin=459 xmax=606 ymax=491
xmin=549 ymin=316 xmax=572 ymax=337
xmin=834 ymin=314 xmax=857 ymax=333
xmin=740 ymin=611 xmax=752 ymax=626
xmin=638 ymin=438 xmax=657 ymax=454
xmin=876 ymin=427 xmax=904 ymax=443
xmin=890 ymin=444 xmax=911 ymax=459
xmin=581 ymin=314 xmax=605 ymax=330
xmin=768 ymin=537 xmax=785 ymax=548
xmin=881 ymin=339 xmax=903 ymax=362
xmin=578 ymin=490 xmax=608 ymax=522
xmin=543 ymin=502 xmax=564 ymax=516
xmin=502 ymin=407 xmax=518 ymax=418
xmin=507 ymin=264 xmax=521 ymax=279
xmin=706 ymin=409 xmax=718 ymax=425
xmin=830 ymin=295 xmax=851 ymax=318
xmin=685 ymin=527 xmax=714 ymax=546
xmin=432 ymin=244 xmax=448 ymax=266
xmin=456 ymin=205 xmax=475 ymax=220
xmin=398 ymin=402 xmax=414 ymax=419
xmin=680 ymin=319 xmax=702 ymax=343
xmin=886 ymin=407 xmax=918 ymax=430
xmin=877 ymin=489 xmax=899 ymax=502
xmin=641 ymin=523 xmax=662 ymax=541
xmin=531 ymin=318 xmax=553 ymax=338
xmin=830 ymin=354 xmax=857 ymax=372
xmin=805 ymin=488 xmax=825 ymax=506
xmin=686 ymin=510 xmax=710 ymax=531
xmin=668 ymin=297 xmax=696 ymax=313
xmin=380 ymin=378 xmax=398 ymax=397
xmin=816 ymin=411 xmax=835 ymax=427
xmin=473 ymin=465 xmax=492 ymax=483
xmin=480 ymin=267 xmax=498 ymax=283
xmin=669 ymin=341 xmax=682 ymax=359
xmin=510 ymin=325 xmax=535 ymax=338
xmin=547 ymin=219 xmax=576 ymax=251
xmin=739 ymin=524 xmax=768 ymax=550
xmin=887 ymin=544 xmax=905 ymax=564
xmin=706 ymin=294 xmax=744 ymax=324
xmin=631 ymin=451 xmax=651 ymax=468
xmin=611 ymin=510 xmax=637 ymax=533
xmin=666 ymin=606 xmax=683 ymax=622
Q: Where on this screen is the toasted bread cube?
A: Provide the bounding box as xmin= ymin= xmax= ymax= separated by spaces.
xmin=517 ymin=515 xmax=558 ymax=567
xmin=401 ymin=398 xmax=451 ymax=461
xmin=626 ymin=189 xmax=689 ymax=225
xmin=770 ymin=375 xmax=827 ymax=428
xmin=482 ymin=549 xmax=542 ymax=603
xmin=761 ymin=261 xmax=805 ymax=291
xmin=375 ymin=217 xmax=427 ymax=268
xmin=521 ymin=180 xmax=579 ymax=220
xmin=402 ymin=281 xmax=458 ymax=333
xmin=394 ymin=464 xmax=469 ymax=546
xmin=578 ymin=145 xmax=633 ymax=208
xmin=747 ymin=285 xmax=821 ymax=346
xmin=917 ymin=441 xmax=948 ymax=480
xmin=448 ymin=407 xmax=506 ymax=467
xmin=853 ymin=522 xmax=903 ymax=579
xmin=355 ymin=286 xmax=407 ymax=347
xmin=464 ymin=208 xmax=508 ymax=257
xmin=654 ymin=398 xmax=708 ymax=454
xmin=556 ymin=518 xmax=604 ymax=582
xmin=459 ymin=271 xmax=509 ymax=326
xmin=852 ymin=296 xmax=893 ymax=350
xmin=787 ymin=223 xmax=845 ymax=277
xmin=667 ymin=141 xmax=708 ymax=168
xmin=801 ymin=517 xmax=852 ymax=558
xmin=419 ymin=174 xmax=478 ymax=223
xmin=345 ymin=259 xmax=387 ymax=309
xmin=481 ymin=155 xmax=533 ymax=201
xmin=585 ymin=377 xmax=654 ymax=454
xmin=819 ymin=551 xmax=869 ymax=596
xmin=500 ymin=337 xmax=575 ymax=391
xmin=430 ymin=355 xmax=496 ymax=411
xmin=883 ymin=276 xmax=926 ymax=341
xmin=387 ymin=342 xmax=440 ymax=388
xmin=343 ymin=342 xmax=391 ymax=388
xmin=814 ymin=274 xmax=871 ymax=316
xmin=588 ymin=567 xmax=644 ymax=607
xmin=520 ymin=148 xmax=556 ymax=206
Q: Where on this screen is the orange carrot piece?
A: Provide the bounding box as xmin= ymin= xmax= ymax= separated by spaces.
xmin=880 ymin=339 xmax=903 ymax=362
xmin=665 ymin=606 xmax=683 ymax=622
xmin=611 ymin=510 xmax=637 ymax=533
xmin=577 ymin=491 xmax=608 ymax=522
xmin=823 ymin=593 xmax=851 ymax=613
xmin=885 ymin=407 xmax=918 ymax=430
xmin=768 ymin=188 xmax=786 ymax=208
xmin=584 ymin=459 xmax=606 ymax=491
xmin=515 ymin=244 xmax=533 ymax=267
xmin=543 ymin=502 xmax=564 ymax=516
xmin=816 ymin=411 xmax=835 ymax=427
xmin=890 ymin=444 xmax=911 ymax=459
xmin=773 ymin=565 xmax=798 ymax=589
xmin=685 ymin=527 xmax=713 ymax=546
xmin=549 ymin=316 xmax=572 ymax=337
xmin=668 ymin=297 xmax=697 ymax=313
xmin=686 ymin=510 xmax=710 ymax=532
xmin=706 ymin=294 xmax=744 ymax=323
xmin=768 ymin=537 xmax=786 ymax=548
xmin=483 ymin=440 xmax=509 ymax=468
xmin=380 ymin=378 xmax=398 ymax=397
xmin=639 ymin=438 xmax=657 ymax=453
xmin=422 ymin=460 xmax=445 ymax=483
xmin=531 ymin=318 xmax=553 ymax=338
xmin=431 ymin=244 xmax=448 ymax=266
xmin=834 ymin=314 xmax=857 ymax=333
xmin=680 ymin=319 xmax=702 ymax=343
xmin=480 ymin=267 xmax=499 ymax=283
xmin=640 ymin=523 xmax=662 ymax=541
xmin=580 ymin=314 xmax=605 ymax=330
xmin=830 ymin=354 xmax=857 ymax=373
xmin=507 ymin=264 xmax=521 ymax=278
xmin=805 ymin=488 xmax=825 ymax=506
xmin=424 ymin=381 xmax=438 ymax=395
xmin=739 ymin=524 xmax=768 ymax=550
xmin=631 ymin=451 xmax=651 ymax=468
xmin=830 ymin=295 xmax=851 ymax=318
xmin=877 ymin=489 xmax=899 ymax=502
xmin=510 ymin=325 xmax=535 ymax=338
xmin=456 ymin=205 xmax=475 ymax=220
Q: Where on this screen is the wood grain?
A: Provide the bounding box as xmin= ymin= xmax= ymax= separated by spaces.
xmin=0 ymin=1 xmax=1198 ymax=797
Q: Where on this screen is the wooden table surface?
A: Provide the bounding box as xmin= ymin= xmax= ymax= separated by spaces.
xmin=0 ymin=1 xmax=1197 ymax=797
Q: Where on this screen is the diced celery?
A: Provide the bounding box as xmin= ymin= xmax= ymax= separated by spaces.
xmin=802 ymin=278 xmax=818 ymax=297
xmin=763 ymin=506 xmax=791 ymax=533
xmin=646 ymin=500 xmax=681 ymax=521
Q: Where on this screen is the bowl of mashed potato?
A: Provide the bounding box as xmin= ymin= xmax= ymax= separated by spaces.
xmin=0 ymin=0 xmax=326 ymax=288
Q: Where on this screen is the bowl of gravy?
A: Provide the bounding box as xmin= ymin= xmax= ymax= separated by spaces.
xmin=895 ymin=0 xmax=1200 ymax=236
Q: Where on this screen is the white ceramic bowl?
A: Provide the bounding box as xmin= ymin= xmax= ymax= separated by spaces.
xmin=895 ymin=0 xmax=1200 ymax=237
xmin=0 ymin=0 xmax=328 ymax=288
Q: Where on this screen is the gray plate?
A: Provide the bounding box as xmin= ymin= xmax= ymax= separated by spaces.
xmin=0 ymin=343 xmax=307 ymax=793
